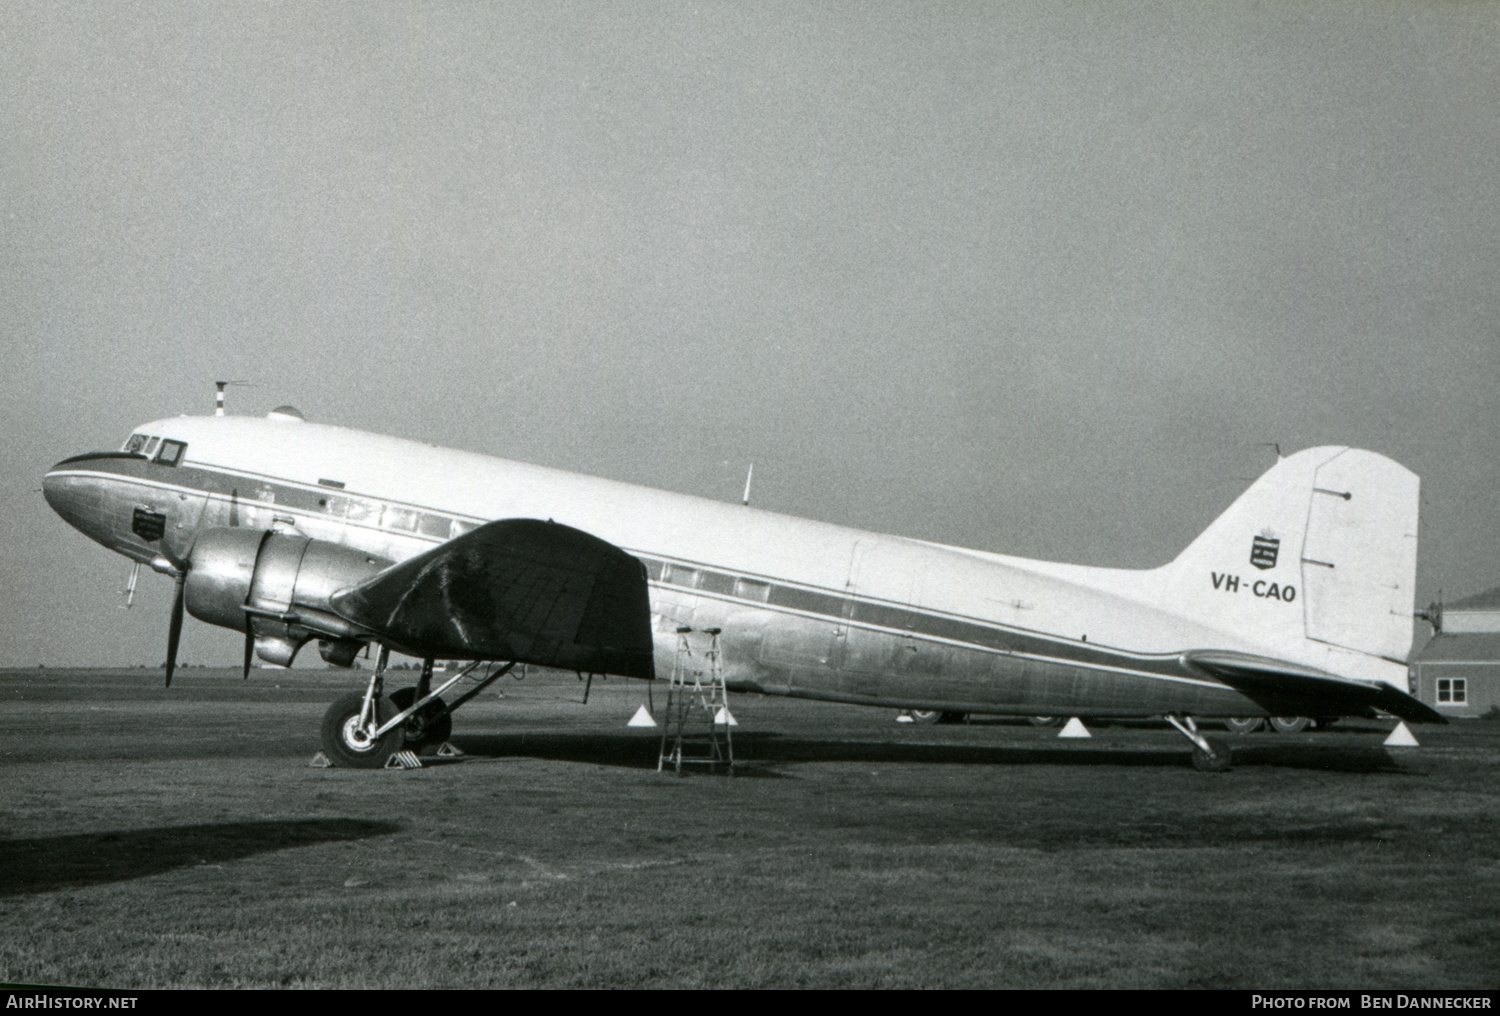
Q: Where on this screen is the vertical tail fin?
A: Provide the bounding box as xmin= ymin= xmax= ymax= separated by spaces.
xmin=1159 ymin=447 xmax=1419 ymax=667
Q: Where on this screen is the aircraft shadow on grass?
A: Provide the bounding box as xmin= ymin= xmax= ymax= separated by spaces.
xmin=450 ymin=732 xmax=1408 ymax=775
xmin=0 ymin=819 xmax=400 ymax=897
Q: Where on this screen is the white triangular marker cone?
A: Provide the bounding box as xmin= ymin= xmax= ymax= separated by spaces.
xmin=627 ymin=705 xmax=656 ymax=728
xmin=1058 ymin=717 xmax=1091 ymax=739
xmin=1384 ymin=721 xmax=1419 ymax=747
xmin=713 ymin=706 xmax=738 ymax=727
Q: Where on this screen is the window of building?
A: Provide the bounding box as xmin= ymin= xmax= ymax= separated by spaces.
xmin=156 ymin=440 xmax=186 ymax=466
xmin=1437 ymin=678 xmax=1467 ymax=705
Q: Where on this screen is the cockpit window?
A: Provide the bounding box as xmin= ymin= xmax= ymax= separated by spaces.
xmin=124 ymin=434 xmax=146 ymax=454
xmin=143 ymin=436 xmax=159 ymax=455
xmin=156 ymin=440 xmax=186 ymax=466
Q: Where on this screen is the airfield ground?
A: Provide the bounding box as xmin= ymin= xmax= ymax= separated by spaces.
xmin=0 ymin=667 xmax=1496 ymax=989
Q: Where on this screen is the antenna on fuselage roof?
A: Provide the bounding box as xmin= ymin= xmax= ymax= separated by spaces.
xmin=213 ymin=380 xmax=252 ymax=417
xmin=741 ymin=463 xmax=754 ymax=506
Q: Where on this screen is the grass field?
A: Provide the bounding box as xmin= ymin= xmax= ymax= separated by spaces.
xmin=1 ymin=667 xmax=1497 ymax=988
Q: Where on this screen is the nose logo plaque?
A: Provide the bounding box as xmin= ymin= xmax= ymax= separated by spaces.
xmin=132 ymin=508 xmax=167 ymax=542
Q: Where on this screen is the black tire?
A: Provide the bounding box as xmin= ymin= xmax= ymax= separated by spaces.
xmin=1191 ymin=739 xmax=1233 ymax=773
xmin=1224 ymin=717 xmax=1265 ymax=734
xmin=320 ymin=692 xmax=405 ymax=768
xmin=1269 ymin=716 xmax=1310 ymax=734
xmin=1028 ymin=716 xmax=1063 ymax=727
xmin=909 ymin=709 xmax=942 ymax=725
xmin=389 ymin=687 xmax=453 ymax=753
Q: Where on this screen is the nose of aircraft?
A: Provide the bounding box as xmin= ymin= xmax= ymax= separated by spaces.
xmin=43 ymin=457 xmax=116 ymax=548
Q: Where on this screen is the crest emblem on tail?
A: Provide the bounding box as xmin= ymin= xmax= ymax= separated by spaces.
xmin=1250 ymin=534 xmax=1280 ymax=570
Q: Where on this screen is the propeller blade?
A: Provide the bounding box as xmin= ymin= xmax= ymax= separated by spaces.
xmin=242 ymin=628 xmax=254 ymax=680
xmin=165 ymin=572 xmax=186 ymax=688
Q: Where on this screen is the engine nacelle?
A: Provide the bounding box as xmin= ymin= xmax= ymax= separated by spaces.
xmin=184 ymin=528 xmax=391 ymax=666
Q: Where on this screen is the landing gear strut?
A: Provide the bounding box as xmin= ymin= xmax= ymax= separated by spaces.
xmin=391 ymin=658 xmax=452 ymax=753
xmin=1166 ymin=713 xmax=1233 ymax=773
xmin=319 ymin=646 xmax=404 ymax=768
xmin=318 ymin=649 xmax=518 ymax=767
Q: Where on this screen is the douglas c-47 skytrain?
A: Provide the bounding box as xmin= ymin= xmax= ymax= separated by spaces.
xmin=43 ymin=403 xmax=1443 ymax=771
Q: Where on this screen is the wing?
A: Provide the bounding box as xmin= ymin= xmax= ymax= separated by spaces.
xmin=330 ymin=518 xmax=655 ymax=678
xmin=1184 ymin=650 xmax=1445 ymax=724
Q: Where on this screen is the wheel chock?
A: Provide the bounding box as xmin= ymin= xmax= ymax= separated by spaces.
xmin=309 ymin=751 xmax=334 ymax=768
xmin=627 ymin=705 xmax=657 ymax=728
xmin=1384 ymin=722 xmax=1420 ymax=747
xmin=384 ymin=750 xmax=424 ymax=770
xmin=435 ymin=742 xmax=465 ymax=757
xmin=713 ymin=706 xmax=737 ymax=727
xmin=1058 ymin=717 xmax=1091 ymax=738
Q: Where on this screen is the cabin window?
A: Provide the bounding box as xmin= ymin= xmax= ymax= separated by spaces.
xmin=124 ymin=434 xmax=146 ymax=454
xmin=452 ymin=519 xmax=480 ymax=537
xmin=418 ymin=513 xmax=453 ymax=539
xmin=699 ymin=571 xmax=735 ymax=596
xmin=344 ymin=500 xmax=377 ymax=525
xmin=156 ymin=440 xmax=186 ymax=466
xmin=1437 ymin=678 xmax=1467 ymax=704
xmin=143 ymin=436 xmax=160 ymax=455
xmin=733 ymin=577 xmax=771 ymax=602
xmin=661 ymin=564 xmax=701 ymax=589
xmin=383 ymin=506 xmax=419 ymax=532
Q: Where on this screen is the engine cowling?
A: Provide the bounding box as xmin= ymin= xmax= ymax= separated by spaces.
xmin=184 ymin=528 xmax=391 ymax=666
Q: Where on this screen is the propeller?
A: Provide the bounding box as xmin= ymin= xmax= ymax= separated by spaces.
xmin=242 ymin=628 xmax=255 ymax=681
xmin=164 ymin=571 xmax=186 ymax=688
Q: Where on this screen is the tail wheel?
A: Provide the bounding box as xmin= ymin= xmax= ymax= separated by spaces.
xmin=1224 ymin=717 xmax=1265 ymax=734
xmin=1028 ymin=716 xmax=1063 ymax=727
xmin=389 ymin=686 xmax=453 ymax=753
xmin=909 ymin=709 xmax=942 ymax=725
xmin=1191 ymin=739 xmax=1234 ymax=773
xmin=320 ymin=692 xmax=404 ymax=768
xmin=1269 ymin=716 xmax=1310 ymax=734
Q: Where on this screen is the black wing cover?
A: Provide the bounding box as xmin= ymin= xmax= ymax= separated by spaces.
xmin=331 ymin=518 xmax=655 ymax=678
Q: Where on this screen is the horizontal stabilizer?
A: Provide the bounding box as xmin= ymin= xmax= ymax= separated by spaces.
xmin=331 ymin=518 xmax=655 ymax=678
xmin=1184 ymin=651 xmax=1445 ymax=725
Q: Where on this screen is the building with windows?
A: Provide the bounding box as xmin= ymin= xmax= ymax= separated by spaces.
xmin=1408 ymin=585 xmax=1500 ymax=719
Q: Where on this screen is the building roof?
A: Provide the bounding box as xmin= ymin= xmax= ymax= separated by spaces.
xmin=1412 ymin=632 xmax=1500 ymax=665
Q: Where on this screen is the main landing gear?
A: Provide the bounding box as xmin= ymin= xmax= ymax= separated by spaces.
xmin=318 ymin=647 xmax=514 ymax=767
xmin=1166 ymin=713 xmax=1233 ymax=773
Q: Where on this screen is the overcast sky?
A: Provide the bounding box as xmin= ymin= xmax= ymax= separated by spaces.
xmin=3 ymin=2 xmax=1496 ymax=667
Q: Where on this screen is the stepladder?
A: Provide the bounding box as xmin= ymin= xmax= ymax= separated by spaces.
xmin=657 ymin=626 xmax=733 ymax=774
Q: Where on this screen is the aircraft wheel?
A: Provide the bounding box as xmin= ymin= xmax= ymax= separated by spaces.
xmin=1312 ymin=717 xmax=1339 ymax=731
xmin=320 ymin=692 xmax=404 ymax=768
xmin=909 ymin=709 xmax=943 ymax=725
xmin=1224 ymin=717 xmax=1265 ymax=734
xmin=1028 ymin=716 xmax=1062 ymax=727
xmin=1269 ymin=716 xmax=1310 ymax=734
xmin=1190 ymin=739 xmax=1233 ymax=773
xmin=390 ymin=687 xmax=453 ymax=753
